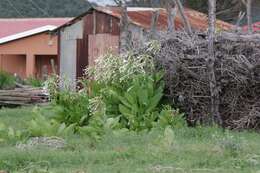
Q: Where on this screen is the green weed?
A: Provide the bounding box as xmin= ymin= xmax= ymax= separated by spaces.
xmin=0 ymin=71 xmax=16 ymax=89
xmin=25 ymin=76 xmax=43 ymax=87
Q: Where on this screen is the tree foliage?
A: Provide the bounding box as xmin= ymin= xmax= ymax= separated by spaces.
xmin=0 ymin=0 xmax=91 ymax=18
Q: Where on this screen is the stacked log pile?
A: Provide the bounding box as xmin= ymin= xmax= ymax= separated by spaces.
xmin=145 ymin=31 xmax=260 ymax=129
xmin=0 ymin=87 xmax=49 ymax=106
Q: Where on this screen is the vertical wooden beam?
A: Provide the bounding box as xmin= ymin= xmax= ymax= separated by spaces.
xmin=167 ymin=6 xmax=177 ymax=33
xmin=26 ymin=53 xmax=35 ymax=77
xmin=150 ymin=10 xmax=160 ymax=38
xmin=119 ymin=3 xmax=131 ymax=53
xmin=247 ymin=0 xmax=253 ymax=34
xmin=207 ymin=0 xmax=222 ymax=126
xmin=57 ymin=32 xmax=61 ymax=75
xmin=110 ymin=15 xmax=113 ymax=34
xmin=93 ymin=10 xmax=97 ymax=35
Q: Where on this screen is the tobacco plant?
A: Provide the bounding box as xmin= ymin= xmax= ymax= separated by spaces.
xmin=108 ymin=73 xmax=165 ymax=130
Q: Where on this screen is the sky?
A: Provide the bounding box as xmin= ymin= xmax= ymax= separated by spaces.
xmin=88 ymin=0 xmax=115 ymax=5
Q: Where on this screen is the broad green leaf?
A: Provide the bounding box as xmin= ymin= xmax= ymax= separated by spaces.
xmin=138 ymin=89 xmax=148 ymax=106
xmin=110 ymin=90 xmax=132 ymax=109
xmin=155 ymin=71 xmax=164 ymax=83
xmin=63 ymin=123 xmax=76 ymax=136
xmin=146 ymin=92 xmax=163 ymax=113
xmin=119 ymin=104 xmax=132 ymax=116
xmin=125 ymin=92 xmax=136 ymax=105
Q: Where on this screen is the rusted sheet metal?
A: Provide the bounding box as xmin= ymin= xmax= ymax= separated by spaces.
xmin=56 ymin=6 xmax=233 ymax=32
xmin=95 ymin=7 xmax=233 ymax=31
xmin=84 ymin=14 xmax=93 ymax=35
xmin=76 ymin=38 xmax=88 ymax=78
xmin=82 ymin=12 xmax=120 ymax=35
xmin=88 ymin=34 xmax=119 ymax=66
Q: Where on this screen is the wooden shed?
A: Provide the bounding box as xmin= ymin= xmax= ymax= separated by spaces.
xmin=56 ymin=6 xmax=233 ymax=87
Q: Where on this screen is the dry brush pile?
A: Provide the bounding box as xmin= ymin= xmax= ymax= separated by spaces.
xmin=150 ymin=31 xmax=260 ymax=129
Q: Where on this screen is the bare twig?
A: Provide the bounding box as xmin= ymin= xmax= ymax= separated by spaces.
xmin=167 ymin=5 xmax=177 ymax=33
xmin=173 ymin=0 xmax=192 ymax=36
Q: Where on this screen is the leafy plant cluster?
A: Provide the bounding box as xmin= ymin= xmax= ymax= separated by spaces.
xmin=0 ymin=122 xmax=24 ymax=143
xmin=0 ymin=70 xmax=45 ymax=89
xmin=55 ymin=50 xmax=184 ymax=137
xmin=1 ymin=45 xmax=186 ymax=142
xmin=0 ymin=71 xmax=16 ymax=89
xmin=25 ymin=76 xmax=44 ymax=87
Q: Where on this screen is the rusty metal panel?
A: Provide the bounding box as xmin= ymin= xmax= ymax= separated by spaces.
xmin=84 ymin=14 xmax=94 ymax=35
xmin=88 ymin=34 xmax=119 ymax=66
xmin=83 ymin=11 xmax=120 ymax=36
xmin=94 ymin=6 xmax=233 ymax=31
xmin=76 ymin=38 xmax=88 ymax=78
xmin=96 ymin=12 xmax=111 ymax=33
xmin=111 ymin=16 xmax=120 ymax=35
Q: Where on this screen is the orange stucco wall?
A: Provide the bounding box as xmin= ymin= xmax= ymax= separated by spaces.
xmin=0 ymin=54 xmax=26 ymax=78
xmin=0 ymin=33 xmax=58 ymax=78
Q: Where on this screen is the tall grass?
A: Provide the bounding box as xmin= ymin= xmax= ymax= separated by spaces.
xmin=0 ymin=71 xmax=16 ymax=89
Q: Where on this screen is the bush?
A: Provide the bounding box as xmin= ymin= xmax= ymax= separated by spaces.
xmin=28 ymin=108 xmax=75 ymax=137
xmin=32 ymin=46 xmax=186 ymax=139
xmin=0 ymin=122 xmax=25 ymax=143
xmin=85 ymin=52 xmax=155 ymax=89
xmin=106 ymin=73 xmax=165 ymax=131
xmin=83 ymin=51 xmax=186 ymax=132
xmin=157 ymin=105 xmax=186 ymax=129
xmin=54 ymin=90 xmax=90 ymax=128
xmin=0 ymin=71 xmax=16 ymax=89
xmin=25 ymin=76 xmax=43 ymax=87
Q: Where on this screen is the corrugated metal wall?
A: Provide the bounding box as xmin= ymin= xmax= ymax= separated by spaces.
xmin=60 ymin=20 xmax=83 ymax=88
xmin=76 ymin=37 xmax=88 ymax=78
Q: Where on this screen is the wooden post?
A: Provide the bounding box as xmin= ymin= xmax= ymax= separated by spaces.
xmin=207 ymin=0 xmax=222 ymax=126
xmin=119 ymin=2 xmax=131 ymax=53
xmin=167 ymin=5 xmax=177 ymax=33
xmin=247 ymin=0 xmax=253 ymax=34
xmin=173 ymin=0 xmax=192 ymax=36
xmin=150 ymin=10 xmax=160 ymax=39
xmin=93 ymin=10 xmax=97 ymax=35
xmin=50 ymin=58 xmax=57 ymax=75
xmin=26 ymin=54 xmax=35 ymax=78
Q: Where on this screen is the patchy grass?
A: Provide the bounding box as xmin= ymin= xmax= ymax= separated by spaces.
xmin=1 ymin=107 xmax=260 ymax=173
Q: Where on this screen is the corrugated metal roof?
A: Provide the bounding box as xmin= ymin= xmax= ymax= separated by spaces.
xmin=0 ymin=18 xmax=71 ymax=39
xmin=95 ymin=7 xmax=233 ymax=31
xmin=0 ymin=25 xmax=57 ymax=45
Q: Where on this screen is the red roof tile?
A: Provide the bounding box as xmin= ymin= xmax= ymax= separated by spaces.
xmin=0 ymin=18 xmax=71 ymax=38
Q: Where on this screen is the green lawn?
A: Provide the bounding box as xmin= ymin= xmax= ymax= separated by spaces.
xmin=1 ymin=107 xmax=260 ymax=173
